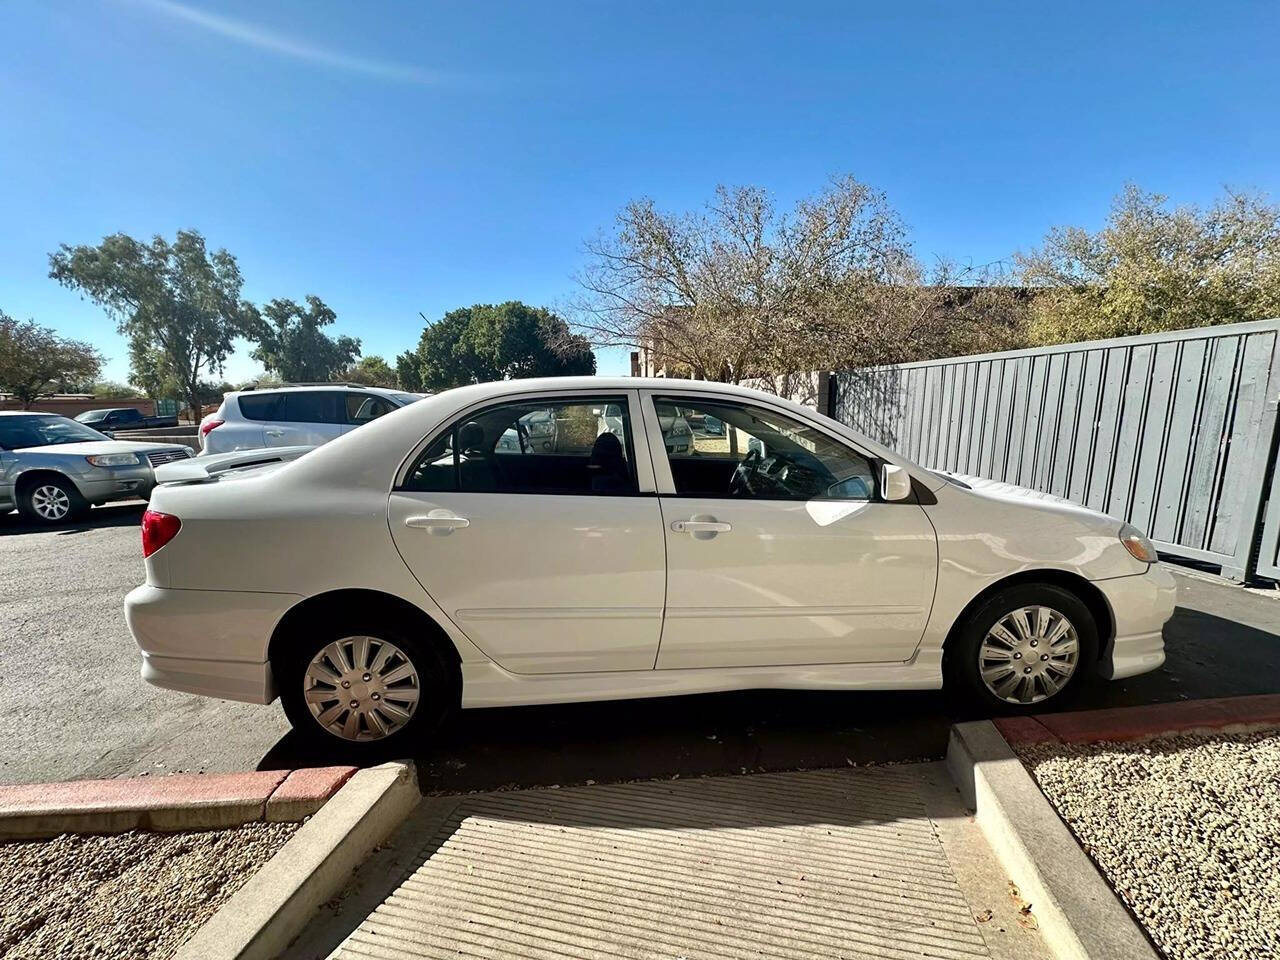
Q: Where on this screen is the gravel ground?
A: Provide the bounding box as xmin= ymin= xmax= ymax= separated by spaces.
xmin=1018 ymin=728 xmax=1280 ymax=960
xmin=0 ymin=821 xmax=298 ymax=959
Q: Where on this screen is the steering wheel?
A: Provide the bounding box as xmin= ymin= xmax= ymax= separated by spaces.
xmin=728 ymin=448 xmax=762 ymax=497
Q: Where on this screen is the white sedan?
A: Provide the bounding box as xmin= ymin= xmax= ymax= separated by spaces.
xmin=125 ymin=378 xmax=1176 ymax=751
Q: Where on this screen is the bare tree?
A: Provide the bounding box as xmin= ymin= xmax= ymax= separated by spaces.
xmin=575 ymin=176 xmax=1027 ymax=384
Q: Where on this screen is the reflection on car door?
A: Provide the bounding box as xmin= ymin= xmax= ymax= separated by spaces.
xmin=388 ymin=391 xmax=666 ymax=674
xmin=643 ymin=392 xmax=938 ymax=669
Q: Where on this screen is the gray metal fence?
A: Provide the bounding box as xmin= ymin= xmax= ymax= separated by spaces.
xmin=833 ymin=319 xmax=1280 ymax=581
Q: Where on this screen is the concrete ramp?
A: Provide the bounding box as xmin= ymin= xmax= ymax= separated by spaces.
xmin=294 ymin=765 xmax=1047 ymax=960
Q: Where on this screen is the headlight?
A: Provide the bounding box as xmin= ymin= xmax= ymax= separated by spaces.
xmin=1119 ymin=523 xmax=1158 ymax=563
xmin=85 ymin=453 xmax=140 ymax=467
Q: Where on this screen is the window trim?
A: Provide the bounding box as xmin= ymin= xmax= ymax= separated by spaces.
xmin=394 ymin=390 xmax=656 ymax=497
xmin=641 ymin=391 xmax=885 ymax=503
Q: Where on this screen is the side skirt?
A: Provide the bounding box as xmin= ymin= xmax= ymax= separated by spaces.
xmin=459 ymin=651 xmax=945 ymax=709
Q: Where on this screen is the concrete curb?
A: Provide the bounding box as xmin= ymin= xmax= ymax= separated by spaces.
xmin=174 ymin=761 xmax=420 ymax=960
xmin=946 ymin=720 xmax=1158 ymax=960
xmin=994 ymin=693 xmax=1280 ymax=745
xmin=0 ymin=766 xmax=357 ymax=841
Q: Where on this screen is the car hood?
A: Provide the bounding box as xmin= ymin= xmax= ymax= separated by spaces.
xmin=940 ymin=472 xmax=1122 ymax=529
xmin=13 ymin=440 xmax=191 ymax=456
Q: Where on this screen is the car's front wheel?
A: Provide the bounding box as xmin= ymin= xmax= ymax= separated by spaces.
xmin=18 ymin=476 xmax=87 ymax=526
xmin=946 ymin=583 xmax=1098 ymax=713
xmin=277 ymin=618 xmax=456 ymax=752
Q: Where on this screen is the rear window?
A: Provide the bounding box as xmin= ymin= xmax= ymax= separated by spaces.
xmin=237 ymin=394 xmax=282 ymax=421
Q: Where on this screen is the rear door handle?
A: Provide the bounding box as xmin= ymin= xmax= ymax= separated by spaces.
xmin=405 ymin=514 xmax=471 ymax=534
xmin=264 ymin=429 xmax=284 ymax=437
xmin=671 ymin=519 xmax=732 ymax=534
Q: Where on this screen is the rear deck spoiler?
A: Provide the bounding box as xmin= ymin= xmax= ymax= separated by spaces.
xmin=154 ymin=445 xmax=315 ymax=484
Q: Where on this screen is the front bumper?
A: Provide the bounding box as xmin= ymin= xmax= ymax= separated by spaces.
xmin=75 ymin=463 xmax=156 ymax=504
xmin=1094 ymin=562 xmax=1178 ymax=680
xmin=125 ymin=584 xmax=301 ymax=704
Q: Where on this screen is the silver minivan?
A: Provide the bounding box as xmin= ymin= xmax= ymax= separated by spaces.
xmin=199 ymin=385 xmax=424 ymax=455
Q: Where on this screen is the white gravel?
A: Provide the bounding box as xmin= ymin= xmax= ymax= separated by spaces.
xmin=1018 ymin=728 xmax=1280 ymax=960
xmin=0 ymin=821 xmax=298 ymax=959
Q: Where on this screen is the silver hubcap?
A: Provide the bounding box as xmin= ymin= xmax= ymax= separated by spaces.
xmin=32 ymin=484 xmax=71 ymax=520
xmin=979 ymin=605 xmax=1079 ymax=704
xmin=303 ymin=636 xmax=421 ymax=741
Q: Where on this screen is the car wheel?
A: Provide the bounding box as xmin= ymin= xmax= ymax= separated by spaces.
xmin=18 ymin=477 xmax=87 ymax=526
xmin=946 ymin=583 xmax=1097 ymax=714
xmin=278 ymin=618 xmax=456 ymax=752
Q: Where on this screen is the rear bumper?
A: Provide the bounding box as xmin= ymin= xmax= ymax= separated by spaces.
xmin=125 ymin=584 xmax=301 ymax=704
xmin=1094 ymin=563 xmax=1178 ymax=680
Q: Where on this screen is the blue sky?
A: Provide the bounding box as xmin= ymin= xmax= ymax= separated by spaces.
xmin=2 ymin=1 xmax=1277 ymax=384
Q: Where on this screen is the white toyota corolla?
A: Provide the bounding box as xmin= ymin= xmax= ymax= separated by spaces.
xmin=125 ymin=377 xmax=1176 ymax=751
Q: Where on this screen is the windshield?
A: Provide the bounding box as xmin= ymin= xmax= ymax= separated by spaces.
xmin=74 ymin=409 xmax=112 ymax=422
xmin=390 ymin=392 xmax=421 ymax=406
xmin=0 ymin=415 xmax=110 ymax=450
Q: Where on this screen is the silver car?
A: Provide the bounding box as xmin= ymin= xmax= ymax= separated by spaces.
xmin=0 ymin=412 xmax=193 ymax=525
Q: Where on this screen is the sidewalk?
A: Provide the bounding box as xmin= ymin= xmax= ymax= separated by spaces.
xmin=287 ymin=764 xmax=1049 ymax=960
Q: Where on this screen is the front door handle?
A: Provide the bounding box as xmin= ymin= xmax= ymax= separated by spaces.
xmin=264 ymin=429 xmax=284 ymax=437
xmin=405 ymin=514 xmax=471 ymax=535
xmin=671 ymin=519 xmax=732 ymax=534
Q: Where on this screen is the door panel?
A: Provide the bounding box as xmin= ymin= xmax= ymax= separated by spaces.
xmin=657 ymin=497 xmax=937 ymax=667
xmin=389 ymin=492 xmax=665 ymax=673
xmin=641 ymin=390 xmax=938 ymax=668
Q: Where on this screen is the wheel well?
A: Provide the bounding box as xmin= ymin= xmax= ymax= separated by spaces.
xmin=943 ymin=569 xmax=1114 ymax=660
xmin=15 ymin=469 xmax=76 ymax=497
xmin=268 ymin=589 xmax=462 ymax=672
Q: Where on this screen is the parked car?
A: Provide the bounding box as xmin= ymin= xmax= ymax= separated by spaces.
xmin=198 ymin=384 xmax=423 ymax=455
xmin=74 ymin=407 xmax=179 ymax=433
xmin=126 ymin=378 xmax=1175 ymax=752
xmin=0 ymin=412 xmax=192 ymax=524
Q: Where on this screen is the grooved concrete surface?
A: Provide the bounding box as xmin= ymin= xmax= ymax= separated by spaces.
xmin=295 ymin=764 xmax=1049 ymax=960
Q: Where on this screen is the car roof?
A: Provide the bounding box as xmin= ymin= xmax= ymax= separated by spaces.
xmin=227 ymin=384 xmax=404 ymax=397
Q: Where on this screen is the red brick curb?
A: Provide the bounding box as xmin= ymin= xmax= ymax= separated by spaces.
xmin=0 ymin=766 xmax=357 ymax=841
xmin=995 ymin=693 xmax=1280 ymax=745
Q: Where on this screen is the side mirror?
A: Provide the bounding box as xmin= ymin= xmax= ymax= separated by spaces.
xmin=881 ymin=463 xmax=912 ymax=502
xmin=101 ymin=430 xmax=115 ymax=440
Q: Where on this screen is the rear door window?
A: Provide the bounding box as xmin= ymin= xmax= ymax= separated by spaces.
xmin=281 ymin=391 xmax=345 ymax=424
xmin=237 ymin=393 xmax=283 ymax=421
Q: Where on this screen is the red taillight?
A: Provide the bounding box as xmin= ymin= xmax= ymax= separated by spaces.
xmin=141 ymin=510 xmax=182 ymax=558
xmin=200 ymin=418 xmax=225 ymax=437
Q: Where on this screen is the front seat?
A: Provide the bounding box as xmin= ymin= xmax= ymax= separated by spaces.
xmin=457 ymin=421 xmax=497 ymax=490
xmin=588 ymin=431 xmax=630 ymax=493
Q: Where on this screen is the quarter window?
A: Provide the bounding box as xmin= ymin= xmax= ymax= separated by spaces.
xmin=402 ymin=397 xmax=638 ymax=496
xmin=655 ymin=397 xmax=876 ymax=501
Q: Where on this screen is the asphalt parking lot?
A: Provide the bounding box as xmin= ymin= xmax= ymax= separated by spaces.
xmin=2 ymin=502 xmax=1279 ymax=789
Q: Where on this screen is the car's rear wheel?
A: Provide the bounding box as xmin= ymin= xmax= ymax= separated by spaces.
xmin=18 ymin=476 xmax=87 ymax=526
xmin=278 ymin=616 xmax=456 ymax=752
xmin=946 ymin=583 xmax=1098 ymax=713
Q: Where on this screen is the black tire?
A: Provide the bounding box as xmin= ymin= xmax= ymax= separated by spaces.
xmin=17 ymin=475 xmax=88 ymax=526
xmin=944 ymin=583 xmax=1098 ymax=715
xmin=277 ymin=614 xmax=457 ymax=754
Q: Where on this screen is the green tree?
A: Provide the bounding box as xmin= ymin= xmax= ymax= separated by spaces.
xmin=0 ymin=312 xmax=103 ymax=408
xmin=1016 ymin=185 xmax=1280 ymax=344
xmin=48 ymin=230 xmax=259 ymax=418
xmin=413 ymin=301 xmax=595 ymax=391
xmin=340 ymin=354 xmax=398 ymax=387
xmin=395 ymin=350 xmax=424 ymax=391
xmin=90 ymin=381 xmax=145 ymax=399
xmin=250 ymin=295 xmax=360 ymax=382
